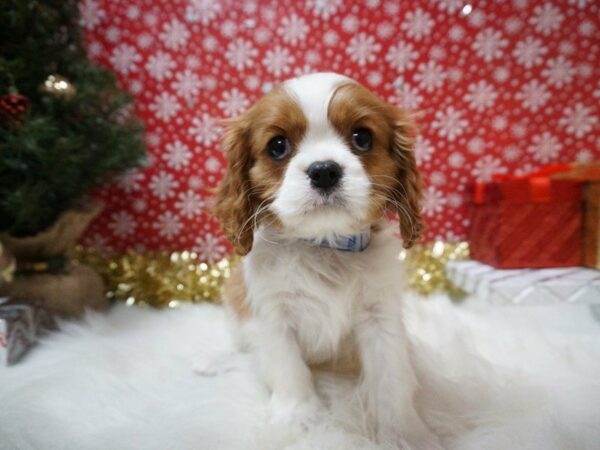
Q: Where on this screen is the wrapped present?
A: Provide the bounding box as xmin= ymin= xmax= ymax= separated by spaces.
xmin=551 ymin=162 xmax=600 ymax=270
xmin=446 ymin=260 xmax=600 ymax=305
xmin=0 ymin=297 xmax=56 ymax=366
xmin=468 ymin=165 xmax=583 ymax=268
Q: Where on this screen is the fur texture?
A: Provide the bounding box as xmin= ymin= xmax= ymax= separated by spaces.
xmin=1 ymin=298 xmax=599 ymax=449
xmin=214 ymin=72 xmax=431 ymax=448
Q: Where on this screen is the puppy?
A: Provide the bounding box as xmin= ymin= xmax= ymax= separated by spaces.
xmin=213 ymin=72 xmax=440 ymax=449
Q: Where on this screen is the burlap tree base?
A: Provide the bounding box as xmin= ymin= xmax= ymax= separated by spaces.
xmin=0 ymin=203 xmax=108 ymax=317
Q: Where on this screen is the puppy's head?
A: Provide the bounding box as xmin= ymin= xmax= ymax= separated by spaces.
xmin=214 ymin=72 xmax=424 ymax=255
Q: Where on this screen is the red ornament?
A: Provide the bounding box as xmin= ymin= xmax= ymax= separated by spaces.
xmin=0 ymin=93 xmax=29 ymax=126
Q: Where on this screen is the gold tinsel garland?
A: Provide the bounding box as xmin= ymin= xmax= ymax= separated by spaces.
xmin=75 ymin=242 xmax=469 ymax=308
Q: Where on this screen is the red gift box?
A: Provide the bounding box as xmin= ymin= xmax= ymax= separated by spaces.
xmin=468 ymin=165 xmax=583 ymax=269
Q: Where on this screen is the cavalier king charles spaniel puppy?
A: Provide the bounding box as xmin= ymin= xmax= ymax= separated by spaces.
xmin=212 ymin=72 xmax=441 ymax=449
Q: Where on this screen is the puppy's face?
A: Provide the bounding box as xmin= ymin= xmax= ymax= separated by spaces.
xmin=215 ymin=73 xmax=424 ymax=255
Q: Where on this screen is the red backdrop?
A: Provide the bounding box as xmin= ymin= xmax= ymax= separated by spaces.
xmin=82 ymin=0 xmax=600 ymax=260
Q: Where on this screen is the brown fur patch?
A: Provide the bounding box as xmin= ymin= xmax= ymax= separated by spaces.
xmin=328 ymin=82 xmax=425 ymax=248
xmin=221 ymin=264 xmax=250 ymax=320
xmin=213 ymin=87 xmax=307 ymax=255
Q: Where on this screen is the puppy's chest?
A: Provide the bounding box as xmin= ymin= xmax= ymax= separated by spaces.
xmin=249 ymin=248 xmax=364 ymax=362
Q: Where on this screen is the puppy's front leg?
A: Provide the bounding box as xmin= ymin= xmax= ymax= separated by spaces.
xmin=246 ymin=317 xmax=321 ymax=427
xmin=356 ymin=300 xmax=442 ymax=450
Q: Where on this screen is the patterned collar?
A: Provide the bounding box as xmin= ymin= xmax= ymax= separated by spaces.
xmin=305 ymin=228 xmax=371 ymax=252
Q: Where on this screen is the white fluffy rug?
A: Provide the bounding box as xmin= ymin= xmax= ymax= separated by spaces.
xmin=1 ymin=294 xmax=600 ymax=450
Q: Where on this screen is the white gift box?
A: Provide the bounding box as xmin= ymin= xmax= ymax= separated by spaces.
xmin=446 ymin=261 xmax=600 ymax=305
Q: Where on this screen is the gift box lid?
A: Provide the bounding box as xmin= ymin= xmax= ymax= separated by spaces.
xmin=470 ymin=164 xmax=584 ymax=204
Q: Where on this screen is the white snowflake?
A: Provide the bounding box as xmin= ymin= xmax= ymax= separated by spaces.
xmin=221 ymin=20 xmax=237 ymax=38
xmin=448 ymin=25 xmax=465 ymax=41
xmin=429 ymin=171 xmax=446 ymax=186
xmin=137 ymin=33 xmax=153 ymax=49
xmin=436 ymin=0 xmax=463 ymax=13
xmin=527 ymin=132 xmax=563 ymax=163
xmin=153 ymin=211 xmax=183 ymax=239
xmin=429 ymin=46 xmax=446 ymax=60
xmin=558 ymin=103 xmax=597 ymax=138
xmin=149 ymin=92 xmax=181 ymax=121
xmin=422 ymin=186 xmax=446 ymax=218
xmin=377 ymin=22 xmax=395 ymax=40
xmin=145 ymin=52 xmax=176 ymax=81
xmin=513 ymin=37 xmax=548 ymax=68
xmin=190 ymin=114 xmax=221 ymax=146
xmin=493 ymin=67 xmax=510 ymax=83
xmin=106 ymin=27 xmax=121 ymax=43
xmin=515 ymin=80 xmax=550 ymax=113
xmin=189 ymin=175 xmax=205 ymax=190
xmin=109 ymin=211 xmax=136 ymax=237
xmin=559 ymin=41 xmax=575 ymax=55
xmin=176 ymin=191 xmax=205 ymax=219
xmin=323 ymin=30 xmax=339 ymax=46
xmin=163 ymin=141 xmax=192 ymax=170
xmin=467 ymin=137 xmax=486 ymax=155
xmin=472 ymin=29 xmax=508 ymax=62
xmin=117 ymin=169 xmax=145 ymax=193
xmin=245 ymin=75 xmax=260 ymax=90
xmin=504 ymin=17 xmax=523 ymax=34
xmin=385 ymin=41 xmax=418 ymax=73
xmin=278 ymin=14 xmax=308 ymax=45
xmin=160 ymin=19 xmax=190 ymax=50
xmin=109 ymin=44 xmax=141 ymax=75
xmin=149 ymin=171 xmax=180 ymax=200
xmin=346 ymin=33 xmax=381 ymax=66
xmin=218 ymin=88 xmax=250 ymax=117
xmin=468 ymin=10 xmax=486 ymax=28
xmin=448 ymin=152 xmax=465 ymax=168
xmin=492 ymin=116 xmax=508 ymax=131
xmin=472 ymin=156 xmax=506 ymax=182
xmin=79 ymin=0 xmax=105 ymax=29
xmin=341 ymin=15 xmax=359 ymax=33
xmin=225 ymin=38 xmax=258 ymax=70
xmin=366 ymin=71 xmax=383 ymax=86
xmin=194 ymin=233 xmax=227 ymax=263
xmin=529 ymin=3 xmax=564 ymax=35
xmin=504 ymin=145 xmax=522 ymax=162
xmin=185 ymin=0 xmax=222 ymax=24
xmin=414 ymin=61 xmax=446 ymax=93
xmin=392 ymin=83 xmax=423 ymax=110
xmin=132 ymin=199 xmax=147 ymax=213
xmin=431 ymin=106 xmax=468 ymax=141
xmin=542 ymin=56 xmax=575 ymax=88
xmin=465 ymin=81 xmax=498 ymax=112
xmin=306 ymin=0 xmax=342 ymax=19
xmin=413 ymin=136 xmax=434 ymax=165
xmin=126 ymin=5 xmax=140 ymax=19
xmin=263 ymin=46 xmax=294 ymax=77
xmin=579 ymin=20 xmax=595 ymax=37
xmin=401 ymin=9 xmax=434 ymax=40
xmin=171 ymin=70 xmax=202 ymax=99
xmin=205 ymin=156 xmax=222 ymax=173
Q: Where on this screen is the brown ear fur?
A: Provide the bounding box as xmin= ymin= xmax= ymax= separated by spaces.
xmin=389 ymin=110 xmax=425 ymax=249
xmin=213 ymin=119 xmax=256 ymax=256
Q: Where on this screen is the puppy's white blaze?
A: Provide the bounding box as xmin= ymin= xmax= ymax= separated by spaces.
xmin=271 ymin=72 xmax=373 ymax=238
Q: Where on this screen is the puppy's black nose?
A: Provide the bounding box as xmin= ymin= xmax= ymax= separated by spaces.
xmin=306 ymin=160 xmax=342 ymax=192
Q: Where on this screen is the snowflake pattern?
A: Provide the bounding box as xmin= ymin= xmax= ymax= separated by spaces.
xmin=83 ymin=1 xmax=600 ymax=256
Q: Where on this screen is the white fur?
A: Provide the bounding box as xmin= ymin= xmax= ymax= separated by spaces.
xmin=1 ymin=298 xmax=599 ymax=449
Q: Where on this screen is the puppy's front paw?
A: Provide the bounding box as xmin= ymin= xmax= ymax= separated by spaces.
xmin=269 ymin=394 xmax=324 ymax=430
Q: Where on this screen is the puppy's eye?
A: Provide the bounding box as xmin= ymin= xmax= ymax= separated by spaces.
xmin=351 ymin=128 xmax=373 ymax=152
xmin=267 ymin=136 xmax=291 ymax=160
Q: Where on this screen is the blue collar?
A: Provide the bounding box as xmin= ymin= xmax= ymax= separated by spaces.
xmin=305 ymin=228 xmax=371 ymax=252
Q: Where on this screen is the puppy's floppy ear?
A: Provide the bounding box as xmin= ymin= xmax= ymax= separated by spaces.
xmin=213 ymin=117 xmax=256 ymax=256
xmin=388 ymin=108 xmax=425 ymax=249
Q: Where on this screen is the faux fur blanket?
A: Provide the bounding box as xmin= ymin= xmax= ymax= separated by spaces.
xmin=1 ymin=295 xmax=599 ymax=450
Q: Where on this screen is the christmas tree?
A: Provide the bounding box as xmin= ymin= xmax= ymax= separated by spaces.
xmin=0 ymin=0 xmax=145 ymax=237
